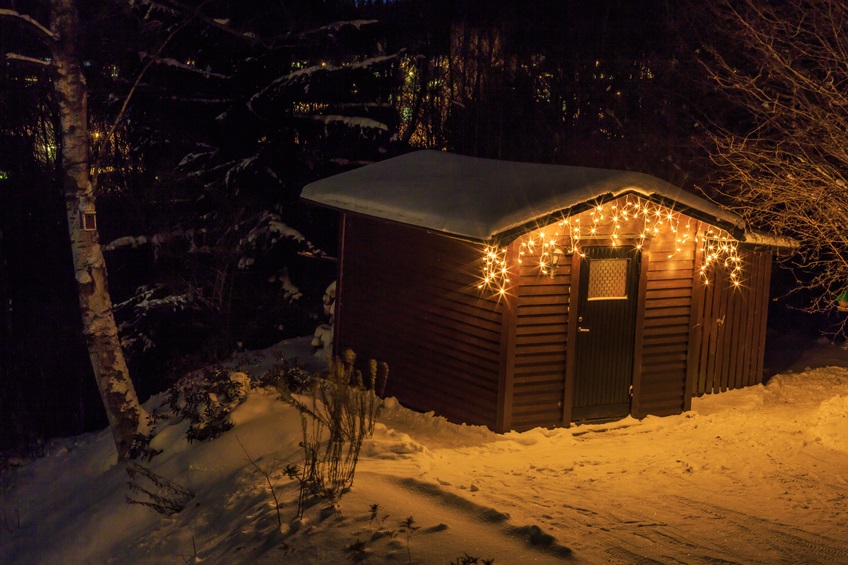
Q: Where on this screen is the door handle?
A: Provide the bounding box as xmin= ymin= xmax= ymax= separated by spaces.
xmin=578 ymin=327 xmax=590 ymax=333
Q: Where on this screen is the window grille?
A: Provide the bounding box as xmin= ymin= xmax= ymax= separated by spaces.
xmin=587 ymin=258 xmax=629 ymax=300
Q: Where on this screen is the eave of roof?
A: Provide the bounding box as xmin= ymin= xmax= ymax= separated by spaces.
xmin=302 ymin=150 xmax=792 ymax=248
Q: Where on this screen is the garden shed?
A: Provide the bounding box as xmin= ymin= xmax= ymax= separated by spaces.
xmin=302 ymin=150 xmax=794 ymax=431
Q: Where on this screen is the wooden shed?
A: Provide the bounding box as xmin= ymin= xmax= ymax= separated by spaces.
xmin=302 ymin=151 xmax=793 ymax=431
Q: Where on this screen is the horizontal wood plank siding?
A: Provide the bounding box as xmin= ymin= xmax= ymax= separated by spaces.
xmin=510 ymin=245 xmax=571 ymax=431
xmin=336 ymin=195 xmax=776 ymax=432
xmin=633 ymin=231 xmax=696 ymax=417
xmin=337 ymin=215 xmax=503 ymax=429
xmin=691 ymin=250 xmax=773 ymax=396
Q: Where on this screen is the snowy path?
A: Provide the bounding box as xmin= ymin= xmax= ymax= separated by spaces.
xmin=363 ymin=365 xmax=848 ymax=563
xmin=1 ymin=339 xmax=847 ymax=564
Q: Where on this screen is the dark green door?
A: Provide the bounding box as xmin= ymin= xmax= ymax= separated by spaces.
xmin=572 ymin=246 xmax=641 ymax=421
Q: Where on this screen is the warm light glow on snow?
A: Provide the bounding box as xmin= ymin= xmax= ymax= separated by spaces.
xmin=3 ymin=336 xmax=847 ymax=564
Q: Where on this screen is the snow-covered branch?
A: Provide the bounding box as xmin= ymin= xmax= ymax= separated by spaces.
xmin=0 ymin=8 xmax=57 ymax=44
xmin=299 ymin=19 xmax=379 ymax=37
xmin=269 ymin=53 xmax=400 ymax=89
xmin=142 ymin=53 xmax=230 ymax=80
xmin=134 ymin=0 xmax=273 ymax=46
xmin=296 ymin=114 xmax=389 ymax=132
xmin=248 ymin=52 xmax=401 ymax=114
xmin=4 ymin=53 xmax=51 ymax=66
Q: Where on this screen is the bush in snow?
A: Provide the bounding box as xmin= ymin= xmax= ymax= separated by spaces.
xmin=253 ymin=360 xmax=314 ymax=394
xmin=167 ymin=369 xmax=250 ymax=442
xmin=284 ymin=350 xmax=387 ymax=518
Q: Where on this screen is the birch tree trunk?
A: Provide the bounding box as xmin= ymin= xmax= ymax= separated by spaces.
xmin=48 ymin=0 xmax=149 ymax=459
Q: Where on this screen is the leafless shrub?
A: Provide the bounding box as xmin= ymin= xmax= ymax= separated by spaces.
xmin=126 ymin=462 xmax=195 ymax=517
xmin=236 ymin=436 xmax=284 ymax=528
xmin=450 ymin=554 xmax=495 ymax=565
xmin=284 ymin=351 xmax=386 ymax=518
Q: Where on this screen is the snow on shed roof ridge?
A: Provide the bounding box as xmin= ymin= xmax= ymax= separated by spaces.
xmin=302 ymin=150 xmax=746 ymax=242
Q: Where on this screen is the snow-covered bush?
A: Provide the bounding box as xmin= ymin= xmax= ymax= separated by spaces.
xmin=166 ymin=369 xmax=250 ymax=442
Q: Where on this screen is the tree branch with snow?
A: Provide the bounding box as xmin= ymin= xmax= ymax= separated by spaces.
xmin=0 ymin=8 xmax=57 ymax=44
xmin=4 ymin=53 xmax=51 ymax=66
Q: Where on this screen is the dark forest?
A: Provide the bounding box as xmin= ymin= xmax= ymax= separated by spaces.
xmin=0 ymin=0 xmax=842 ymax=452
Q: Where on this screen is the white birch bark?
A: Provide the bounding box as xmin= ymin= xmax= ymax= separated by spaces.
xmin=47 ymin=0 xmax=149 ymax=459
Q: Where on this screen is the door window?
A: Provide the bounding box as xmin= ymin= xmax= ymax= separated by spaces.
xmin=587 ymin=258 xmax=630 ymax=300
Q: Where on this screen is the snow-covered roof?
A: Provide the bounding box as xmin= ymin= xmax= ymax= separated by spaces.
xmin=302 ymin=150 xmax=748 ymax=242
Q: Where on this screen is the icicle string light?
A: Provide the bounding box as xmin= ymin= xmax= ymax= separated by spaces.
xmin=517 ymin=197 xmax=697 ymax=273
xmin=478 ymin=245 xmax=509 ymax=296
xmin=478 ymin=196 xmax=743 ymax=294
xmin=699 ymin=231 xmax=743 ymax=287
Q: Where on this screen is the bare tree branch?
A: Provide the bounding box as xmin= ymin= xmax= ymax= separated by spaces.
xmin=700 ymin=0 xmax=848 ymax=333
xmin=91 ymin=17 xmax=190 ymax=189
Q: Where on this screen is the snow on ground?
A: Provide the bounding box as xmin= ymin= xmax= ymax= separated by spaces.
xmin=2 ymin=337 xmax=848 ymax=564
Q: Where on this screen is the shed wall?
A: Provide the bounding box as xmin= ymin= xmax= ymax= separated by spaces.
xmin=635 ymin=234 xmax=697 ymax=417
xmin=690 ymin=249 xmax=772 ymax=395
xmin=337 ymin=207 xmax=774 ymax=432
xmin=337 ymin=214 xmax=504 ymax=428
xmin=505 ymin=200 xmax=704 ymax=426
xmin=498 ymin=212 xmax=773 ymax=427
xmin=509 ymin=246 xmax=572 ymax=430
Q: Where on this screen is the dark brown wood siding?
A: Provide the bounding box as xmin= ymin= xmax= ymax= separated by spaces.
xmin=337 ymin=214 xmax=504 ymax=428
xmin=634 ymin=233 xmax=697 ymax=417
xmin=691 ymin=250 xmax=772 ymax=395
xmin=336 ymin=204 xmax=775 ymax=431
xmin=509 ymin=245 xmax=572 ymax=431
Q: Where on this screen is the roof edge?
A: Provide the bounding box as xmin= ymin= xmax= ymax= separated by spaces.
xmin=739 ymin=231 xmax=800 ymax=250
xmin=491 ymin=189 xmax=746 ymax=245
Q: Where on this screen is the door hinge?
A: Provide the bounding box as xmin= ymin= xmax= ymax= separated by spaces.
xmin=629 ymin=385 xmax=634 ymax=398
